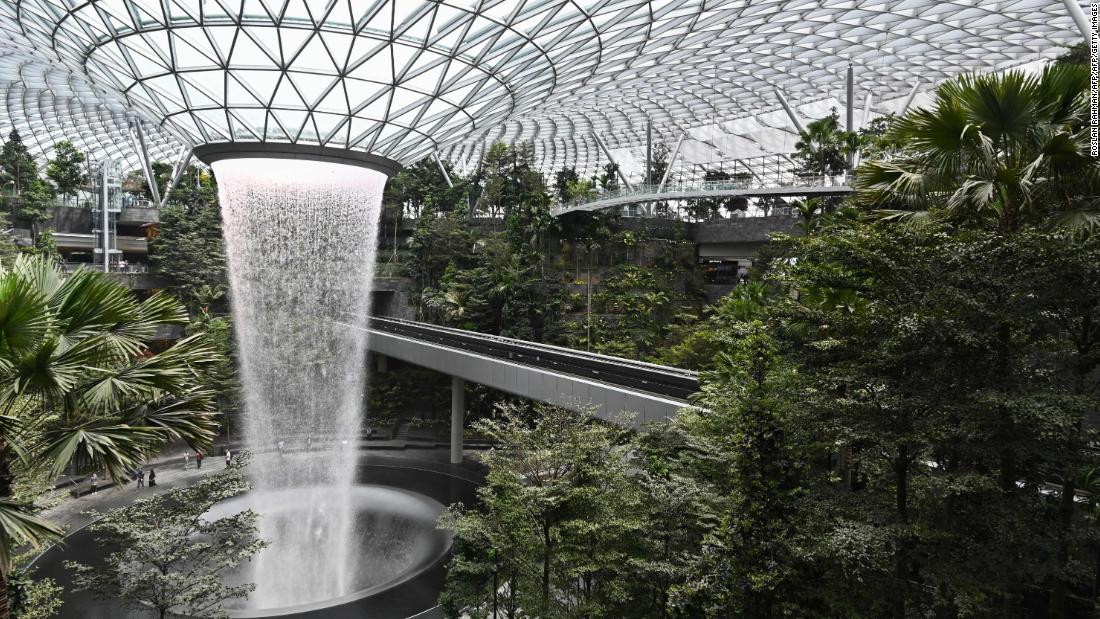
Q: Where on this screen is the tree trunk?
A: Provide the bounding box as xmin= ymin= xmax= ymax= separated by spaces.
xmin=542 ymin=519 xmax=552 ymax=608
xmin=893 ymin=448 xmax=910 ymax=619
xmin=0 ymin=571 xmax=8 ymax=619
xmin=1049 ymin=471 xmax=1075 ymax=618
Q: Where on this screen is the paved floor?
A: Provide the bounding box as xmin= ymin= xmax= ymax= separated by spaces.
xmin=38 ymin=452 xmax=228 ymax=536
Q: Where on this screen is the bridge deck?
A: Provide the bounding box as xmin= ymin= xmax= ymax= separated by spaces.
xmin=362 ymin=317 xmax=698 ymax=425
xmin=553 ymin=175 xmax=853 ymax=215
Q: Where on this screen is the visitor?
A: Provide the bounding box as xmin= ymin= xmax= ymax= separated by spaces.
xmin=225 ymin=449 xmax=232 ymax=467
xmin=148 ymin=468 xmax=156 ymax=487
xmin=277 ymin=439 xmax=285 ymax=456
xmin=307 ymin=435 xmax=312 ymax=451
xmin=196 ymin=451 xmax=204 ymax=469
xmin=183 ymin=452 xmax=189 ymax=468
xmin=89 ymin=473 xmax=98 ymax=494
xmin=136 ymin=468 xmax=145 ymax=488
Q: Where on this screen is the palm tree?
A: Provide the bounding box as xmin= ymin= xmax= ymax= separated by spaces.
xmin=856 ymin=64 xmax=1099 ymax=235
xmin=0 ymin=255 xmax=220 ymax=617
xmin=794 ymin=110 xmax=858 ymax=178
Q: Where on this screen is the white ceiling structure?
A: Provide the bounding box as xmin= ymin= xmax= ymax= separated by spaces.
xmin=0 ymin=0 xmax=1086 ymax=178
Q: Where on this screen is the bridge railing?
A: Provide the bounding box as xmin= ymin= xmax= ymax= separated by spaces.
xmin=556 ymin=172 xmax=851 ymax=213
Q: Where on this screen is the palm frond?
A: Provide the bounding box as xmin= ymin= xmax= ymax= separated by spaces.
xmin=10 ymin=255 xmax=63 ymax=306
xmin=137 ymin=291 xmax=189 ymax=326
xmin=0 ymin=273 xmax=49 ymax=353
xmin=51 ymin=269 xmax=140 ymax=344
xmin=121 ymin=390 xmax=219 ymax=450
xmin=1050 ymin=209 xmax=1100 ymax=238
xmin=76 ymin=334 xmax=218 ymax=412
xmin=0 ymin=499 xmax=63 ymax=575
xmin=868 ymin=209 xmax=937 ymax=228
xmin=41 ymin=420 xmax=161 ymax=483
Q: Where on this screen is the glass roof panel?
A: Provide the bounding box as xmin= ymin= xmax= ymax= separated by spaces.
xmin=0 ymin=0 xmax=1084 ymax=171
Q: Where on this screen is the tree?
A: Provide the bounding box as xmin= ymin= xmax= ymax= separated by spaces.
xmin=793 ymin=109 xmax=857 ymax=177
xmin=0 ymin=131 xmax=36 ymax=196
xmin=66 ymin=455 xmax=266 ymax=619
xmin=553 ymin=167 xmax=579 ymax=202
xmin=149 ymin=171 xmax=227 ymax=310
xmin=857 ymin=65 xmax=1098 ymax=235
xmin=30 ymin=230 xmax=57 ymax=261
xmin=672 ymin=322 xmax=809 ymax=616
xmin=187 ymin=315 xmax=240 ymax=442
xmin=384 ymin=158 xmax=468 ymax=218
xmin=766 ymin=221 xmax=1097 ymax=616
xmin=44 ymin=142 xmax=87 ymax=207
xmin=15 ymin=180 xmax=54 ymax=246
xmin=440 ymin=403 xmax=647 ymax=618
xmin=0 ymin=255 xmax=222 ymax=618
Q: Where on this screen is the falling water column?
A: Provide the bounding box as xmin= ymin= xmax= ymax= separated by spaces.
xmin=207 ymin=149 xmax=392 ymax=611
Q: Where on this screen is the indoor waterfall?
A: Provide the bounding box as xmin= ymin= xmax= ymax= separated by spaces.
xmin=213 ymin=157 xmax=385 ymax=609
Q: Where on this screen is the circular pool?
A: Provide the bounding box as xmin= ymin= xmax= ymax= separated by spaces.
xmin=32 ymin=454 xmax=480 ymax=619
xmin=212 ymin=485 xmax=452 ymax=617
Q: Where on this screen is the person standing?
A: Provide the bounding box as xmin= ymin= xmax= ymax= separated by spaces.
xmin=277 ymin=440 xmax=285 ymax=456
xmin=225 ymin=449 xmax=232 ymax=467
xmin=136 ymin=468 xmax=145 ymax=488
xmin=196 ymin=451 xmax=204 ymax=469
xmin=183 ymin=452 xmax=189 ymax=469
xmin=148 ymin=468 xmax=156 ymax=487
xmin=89 ymin=473 xmax=98 ymax=494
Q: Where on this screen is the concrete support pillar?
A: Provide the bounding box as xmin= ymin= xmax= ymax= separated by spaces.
xmin=451 ymin=377 xmax=465 ymax=464
xmin=376 ymin=353 xmax=387 ymax=373
xmin=1061 ymin=0 xmax=1093 ymax=43
xmin=846 ymin=64 xmax=855 ymax=169
xmin=100 ymin=164 xmax=110 ymax=273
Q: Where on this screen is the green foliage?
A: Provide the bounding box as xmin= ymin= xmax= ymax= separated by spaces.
xmin=658 ymin=282 xmax=768 ymax=370
xmin=65 ymin=455 xmax=265 ymax=619
xmin=0 ymin=131 xmax=37 ymax=195
xmin=385 ymin=158 xmax=469 ymax=217
xmin=552 ymin=167 xmax=579 ymax=202
xmin=1055 ymin=42 xmax=1090 ymax=65
xmin=44 ymin=142 xmax=87 ymax=206
xmin=9 ymin=552 xmax=61 ymax=619
xmin=476 ymin=142 xmax=545 ymax=219
xmin=0 ymin=255 xmax=222 ymax=578
xmin=794 ymin=108 xmax=858 ymax=177
xmin=186 ymin=315 xmax=240 ymax=436
xmin=590 ymin=263 xmax=701 ymax=360
xmin=673 ymin=323 xmax=809 ymax=616
xmin=685 ymin=168 xmax=738 ymax=219
xmin=857 ymin=65 xmax=1099 ymax=235
xmin=0 ymin=235 xmax=19 ymax=268
xmin=128 ymin=161 xmax=174 ymax=201
xmin=30 ymin=230 xmax=57 ymax=261
xmin=16 ymin=180 xmax=54 ymax=245
xmin=440 ymin=403 xmax=648 ymax=618
xmin=766 ymin=221 xmax=1100 ymax=615
xmin=149 ymin=170 xmax=227 ymax=309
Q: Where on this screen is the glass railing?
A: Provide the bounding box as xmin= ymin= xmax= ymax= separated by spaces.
xmin=557 ymin=173 xmax=852 ymax=212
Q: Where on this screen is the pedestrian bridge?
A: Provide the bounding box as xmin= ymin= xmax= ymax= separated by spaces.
xmin=552 ymin=174 xmax=853 ymax=216
xmin=361 ymin=317 xmax=697 ymax=427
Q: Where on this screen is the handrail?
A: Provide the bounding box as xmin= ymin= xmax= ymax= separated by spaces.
xmin=556 ymin=173 xmax=852 ymax=214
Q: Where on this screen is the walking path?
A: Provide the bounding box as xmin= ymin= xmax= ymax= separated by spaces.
xmin=38 ymin=452 xmax=227 ymax=535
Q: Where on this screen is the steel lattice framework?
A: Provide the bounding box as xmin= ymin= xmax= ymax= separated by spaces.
xmin=0 ymin=0 xmax=1086 ymax=175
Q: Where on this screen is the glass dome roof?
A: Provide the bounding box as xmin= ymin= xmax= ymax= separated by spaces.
xmin=0 ymin=0 xmax=1085 ymax=172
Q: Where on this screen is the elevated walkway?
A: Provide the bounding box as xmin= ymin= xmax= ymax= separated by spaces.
xmin=361 ymin=317 xmax=698 ymax=427
xmin=553 ymin=174 xmax=853 ymax=216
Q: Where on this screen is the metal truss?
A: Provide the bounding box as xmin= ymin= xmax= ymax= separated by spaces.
xmin=0 ymin=0 xmax=1086 ymax=175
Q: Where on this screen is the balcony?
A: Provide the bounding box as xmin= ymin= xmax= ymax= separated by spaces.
xmin=117 ymin=207 xmax=159 ymax=225
xmin=52 ymin=232 xmax=149 ymax=253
